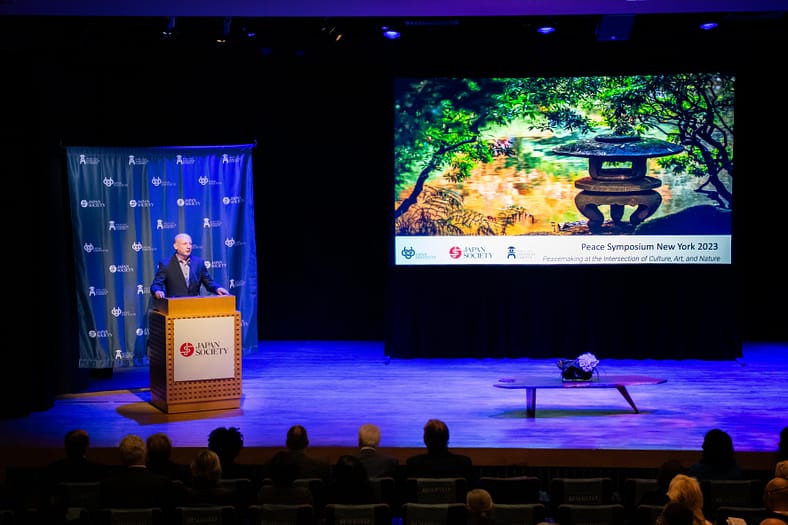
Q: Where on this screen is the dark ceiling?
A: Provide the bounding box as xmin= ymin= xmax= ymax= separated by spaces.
xmin=1 ymin=0 xmax=787 ymax=17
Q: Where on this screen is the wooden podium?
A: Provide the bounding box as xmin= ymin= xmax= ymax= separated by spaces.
xmin=148 ymin=295 xmax=242 ymax=413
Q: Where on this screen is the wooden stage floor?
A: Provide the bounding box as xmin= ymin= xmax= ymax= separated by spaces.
xmin=1 ymin=341 xmax=786 ymax=471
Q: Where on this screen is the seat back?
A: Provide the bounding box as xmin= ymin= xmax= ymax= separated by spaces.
xmin=633 ymin=504 xmax=665 ymax=525
xmin=217 ymin=478 xmax=255 ymax=507
xmin=401 ymin=503 xmax=467 ymax=525
xmin=247 ymin=504 xmax=314 ymax=525
xmin=173 ymin=505 xmax=238 ymax=525
xmin=52 ymin=481 xmax=103 ymax=511
xmin=700 ymin=480 xmax=764 ymax=521
xmin=622 ymin=478 xmax=659 ymax=515
xmin=714 ymin=506 xmax=768 ymax=525
xmin=368 ymin=477 xmax=398 ymax=509
xmin=490 ymin=503 xmax=547 ymax=525
xmin=549 ymin=478 xmax=613 ymax=513
xmin=51 ymin=481 xmax=103 ymax=522
xmin=323 ymin=503 xmax=391 ymax=525
xmin=556 ymin=503 xmax=626 ymax=525
xmin=477 ymin=476 xmax=541 ymax=504
xmin=405 ymin=478 xmax=467 ymax=504
xmin=91 ymin=507 xmax=165 ymax=525
xmin=294 ymin=478 xmax=326 ymax=513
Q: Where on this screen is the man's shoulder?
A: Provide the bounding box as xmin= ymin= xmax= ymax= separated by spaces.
xmin=361 ymin=449 xmax=399 ymax=463
xmin=405 ymin=453 xmax=428 ymax=465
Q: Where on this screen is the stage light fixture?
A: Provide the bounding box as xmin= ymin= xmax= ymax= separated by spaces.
xmin=699 ymin=21 xmax=719 ymax=30
xmin=536 ymin=24 xmax=556 ymax=35
xmin=240 ymin=22 xmax=256 ymax=38
xmin=382 ymin=26 xmax=401 ymax=40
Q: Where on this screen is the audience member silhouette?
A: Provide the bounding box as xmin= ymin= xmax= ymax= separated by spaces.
xmin=326 ymin=455 xmax=376 ymax=505
xmin=285 ymin=424 xmax=331 ymax=483
xmin=146 ymin=432 xmax=190 ymax=485
xmin=183 ymin=449 xmax=245 ymax=507
xmin=46 ymin=429 xmax=109 ymax=484
xmin=658 ymin=501 xmax=696 ymax=525
xmin=639 ymin=459 xmax=687 ymax=506
xmin=777 ymin=427 xmax=788 ymax=463
xmin=43 ymin=428 xmax=110 ymax=511
xmin=667 ymin=474 xmax=713 ymax=525
xmin=761 ymin=477 xmax=788 ymax=525
xmin=207 ymin=426 xmax=259 ymax=484
xmin=405 ymin=419 xmax=476 ymax=485
xmin=258 ymin=450 xmax=314 ymax=505
xmin=466 ymin=488 xmax=494 ymax=525
xmin=99 ymin=434 xmax=175 ymax=510
xmin=776 ymin=461 xmax=788 ymax=480
xmin=354 ymin=423 xmax=399 ymax=479
xmin=687 ymin=429 xmax=742 ymax=481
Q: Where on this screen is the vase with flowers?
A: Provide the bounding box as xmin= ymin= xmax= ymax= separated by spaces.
xmin=556 ymin=352 xmax=600 ymax=382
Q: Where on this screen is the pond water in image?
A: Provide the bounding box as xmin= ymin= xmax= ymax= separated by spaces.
xmin=424 ymin=130 xmax=731 ymax=235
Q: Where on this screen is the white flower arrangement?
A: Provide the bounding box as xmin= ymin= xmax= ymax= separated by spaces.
xmin=557 ymin=352 xmax=600 ymax=381
xmin=575 ymin=352 xmax=599 ymax=372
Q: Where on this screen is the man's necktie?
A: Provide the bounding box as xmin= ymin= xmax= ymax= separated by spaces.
xmin=180 ymin=260 xmax=190 ymax=283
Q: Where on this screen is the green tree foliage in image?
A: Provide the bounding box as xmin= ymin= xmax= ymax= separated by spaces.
xmin=393 ymin=73 xmax=733 ymax=235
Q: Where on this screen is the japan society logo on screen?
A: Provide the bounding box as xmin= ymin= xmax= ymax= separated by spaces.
xmin=449 ymin=245 xmax=493 ymax=260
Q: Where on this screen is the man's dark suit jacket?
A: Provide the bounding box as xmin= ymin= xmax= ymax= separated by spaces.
xmin=355 ymin=447 xmax=399 ymax=479
xmin=290 ymin=450 xmax=331 ymax=483
xmin=99 ymin=466 xmax=175 ymax=509
xmin=150 ymin=254 xmax=223 ymax=297
xmin=405 ymin=450 xmax=476 ymax=484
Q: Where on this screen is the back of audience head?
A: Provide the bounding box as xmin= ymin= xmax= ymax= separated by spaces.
xmin=763 ymin=477 xmax=788 ymax=512
xmin=659 ymin=501 xmax=696 ymax=525
xmin=776 ymin=461 xmax=788 ymax=480
xmin=333 ymin=455 xmax=369 ymax=485
xmin=778 ymin=426 xmax=788 ymax=462
xmin=64 ymin=429 xmax=90 ymax=459
xmin=423 ymin=419 xmax=450 ymax=452
xmin=208 ymin=426 xmax=244 ymax=461
xmin=268 ymin=450 xmax=299 ymax=487
xmin=117 ymin=434 xmax=147 ymax=467
xmin=358 ymin=423 xmax=382 ymax=449
xmin=330 ymin=455 xmax=372 ymax=503
xmin=286 ymin=425 xmax=310 ymax=452
xmin=658 ymin=459 xmax=687 ymax=490
xmin=146 ymin=432 xmax=173 ymax=464
xmin=467 ymin=488 xmax=494 ymax=524
xmin=700 ymin=428 xmax=736 ymax=466
xmin=191 ymin=449 xmax=223 ymax=487
xmin=667 ymin=474 xmax=707 ymax=525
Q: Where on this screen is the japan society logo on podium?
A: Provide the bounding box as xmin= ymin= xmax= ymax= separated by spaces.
xmin=173 ymin=316 xmax=235 ymax=382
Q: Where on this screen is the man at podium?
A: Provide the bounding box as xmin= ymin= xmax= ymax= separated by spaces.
xmin=151 ymin=232 xmax=230 ymax=299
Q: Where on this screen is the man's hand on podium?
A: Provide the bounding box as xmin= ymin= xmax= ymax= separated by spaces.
xmin=153 ymin=291 xmax=166 ymax=299
xmin=216 ymin=287 xmax=230 ymax=295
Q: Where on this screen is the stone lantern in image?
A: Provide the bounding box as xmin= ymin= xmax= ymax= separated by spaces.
xmin=552 ymin=134 xmax=684 ymax=232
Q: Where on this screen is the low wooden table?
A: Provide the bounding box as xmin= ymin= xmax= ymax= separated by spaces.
xmin=493 ymin=375 xmax=666 ymax=418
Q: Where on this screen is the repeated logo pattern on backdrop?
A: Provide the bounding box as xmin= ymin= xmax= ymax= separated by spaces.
xmin=66 ymin=145 xmax=258 ymax=369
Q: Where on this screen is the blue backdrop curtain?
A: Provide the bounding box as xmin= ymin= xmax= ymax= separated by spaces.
xmin=65 ymin=144 xmax=257 ymax=369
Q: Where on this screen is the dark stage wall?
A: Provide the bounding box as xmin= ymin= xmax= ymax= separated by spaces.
xmin=7 ymin=16 xmax=786 ymax=417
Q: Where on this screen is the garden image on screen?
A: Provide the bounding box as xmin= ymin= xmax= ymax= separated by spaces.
xmin=392 ymin=74 xmax=733 ymax=266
